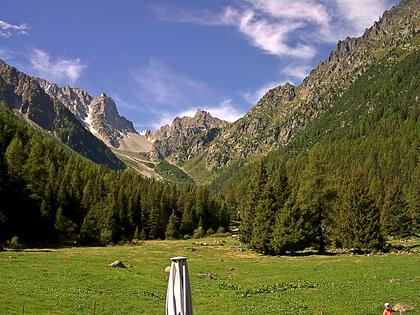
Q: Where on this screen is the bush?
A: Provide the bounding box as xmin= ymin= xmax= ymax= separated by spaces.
xmin=193 ymin=226 xmax=206 ymax=239
xmin=206 ymin=228 xmax=215 ymax=236
xmin=10 ymin=235 xmax=24 ymax=249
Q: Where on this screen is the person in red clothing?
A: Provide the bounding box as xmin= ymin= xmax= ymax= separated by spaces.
xmin=383 ymin=303 xmax=392 ymax=315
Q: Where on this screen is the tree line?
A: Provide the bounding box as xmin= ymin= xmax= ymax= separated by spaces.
xmin=225 ymin=51 xmax=420 ymax=253
xmin=0 ymin=104 xmax=229 ymax=246
xmin=240 ymin=147 xmax=419 ymax=254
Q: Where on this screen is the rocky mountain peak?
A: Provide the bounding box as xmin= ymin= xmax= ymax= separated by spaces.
xmin=35 ymin=77 xmax=141 ymax=149
xmin=145 ymin=109 xmax=229 ymax=162
xmin=85 ymin=93 xmax=135 ymax=147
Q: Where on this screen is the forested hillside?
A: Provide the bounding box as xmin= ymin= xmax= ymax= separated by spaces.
xmin=0 ymin=104 xmax=229 ymax=246
xmin=219 ymin=48 xmax=419 ymax=254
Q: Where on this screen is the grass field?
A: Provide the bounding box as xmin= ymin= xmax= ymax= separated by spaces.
xmin=0 ymin=236 xmax=419 ymax=314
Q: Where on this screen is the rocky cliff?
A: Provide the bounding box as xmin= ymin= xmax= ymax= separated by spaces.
xmin=36 ymin=79 xmax=151 ymax=151
xmin=145 ymin=109 xmax=229 ymax=162
xmin=0 ymin=60 xmax=125 ymax=169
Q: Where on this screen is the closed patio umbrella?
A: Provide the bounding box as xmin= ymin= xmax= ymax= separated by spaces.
xmin=165 ymin=256 xmax=193 ymax=315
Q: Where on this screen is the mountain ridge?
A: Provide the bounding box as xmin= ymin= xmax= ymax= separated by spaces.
xmin=201 ymin=0 xmax=419 ymax=171
xmin=0 ymin=60 xmax=125 ymax=169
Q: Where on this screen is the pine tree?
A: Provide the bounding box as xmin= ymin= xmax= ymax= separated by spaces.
xmin=270 ymin=162 xmax=290 ymax=210
xmin=165 ymin=211 xmax=180 ymax=239
xmin=240 ymin=158 xmax=267 ymax=243
xmin=55 ymin=207 xmax=77 ymax=241
xmin=133 ymin=226 xmax=140 ymax=240
xmin=250 ymin=181 xmax=276 ymax=253
xmin=407 ymin=164 xmax=420 ymax=235
xmin=296 ymin=147 xmax=335 ymax=253
xmin=180 ymin=196 xmax=195 ymax=237
xmin=381 ymin=182 xmax=412 ymax=237
xmin=5 ymin=136 xmax=26 ymax=178
xmin=271 ymin=190 xmax=313 ymax=254
xmin=336 ymin=169 xmax=383 ymax=250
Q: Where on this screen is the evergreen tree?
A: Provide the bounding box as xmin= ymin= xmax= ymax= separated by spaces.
xmin=133 ymin=226 xmax=140 ymax=240
xmin=240 ymin=158 xmax=267 ymax=243
xmin=165 ymin=211 xmax=180 ymax=239
xmin=180 ymin=194 xmax=195 ymax=237
xmin=296 ymin=147 xmax=335 ymax=253
xmin=407 ymin=164 xmax=420 ymax=235
xmin=5 ymin=136 xmax=26 ymax=178
xmin=336 ymin=169 xmax=383 ymax=250
xmin=381 ymin=182 xmax=412 ymax=237
xmin=250 ymin=180 xmax=276 ymax=253
xmin=271 ymin=190 xmax=313 ymax=254
xmin=55 ymin=207 xmax=77 ymax=241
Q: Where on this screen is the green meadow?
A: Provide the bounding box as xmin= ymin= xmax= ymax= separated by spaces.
xmin=0 ymin=237 xmax=419 ymax=314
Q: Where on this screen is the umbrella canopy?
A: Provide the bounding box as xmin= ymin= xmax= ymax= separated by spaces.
xmin=165 ymin=256 xmax=193 ymax=315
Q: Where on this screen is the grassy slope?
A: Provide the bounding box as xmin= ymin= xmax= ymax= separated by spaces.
xmin=0 ymin=237 xmax=419 ymax=314
xmin=154 ymin=160 xmax=195 ymax=185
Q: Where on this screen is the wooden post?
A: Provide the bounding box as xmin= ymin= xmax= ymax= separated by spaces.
xmin=22 ymin=305 xmax=25 ymax=315
xmin=321 ymin=311 xmax=324 ymax=315
xmin=93 ymin=301 xmax=96 ymax=315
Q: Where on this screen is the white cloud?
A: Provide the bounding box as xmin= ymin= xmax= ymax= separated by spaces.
xmin=245 ymin=0 xmax=330 ymax=25
xmin=334 ymin=0 xmax=393 ymax=35
xmin=154 ymin=0 xmax=396 ymax=59
xmin=29 ymin=48 xmax=85 ymax=83
xmin=0 ymin=47 xmax=16 ymax=61
xmin=203 ymin=99 xmax=244 ymax=122
xmin=282 ymin=65 xmax=311 ymax=81
xmin=151 ymin=5 xmax=225 ymax=26
xmin=243 ymin=80 xmax=290 ymax=104
xmin=177 ymin=100 xmax=245 ymax=123
xmin=151 ymin=99 xmax=244 ymax=129
xmin=132 ymin=58 xmax=208 ymax=106
xmin=0 ymin=20 xmax=29 ymax=38
xmin=223 ymin=7 xmax=315 ymax=59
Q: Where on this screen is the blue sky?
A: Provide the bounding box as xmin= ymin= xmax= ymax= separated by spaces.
xmin=1 ymin=0 xmax=397 ymax=130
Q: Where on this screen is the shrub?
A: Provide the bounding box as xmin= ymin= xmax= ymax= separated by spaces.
xmin=217 ymin=227 xmax=226 ymax=234
xmin=193 ymin=226 xmax=206 ymax=239
xmin=10 ymin=235 xmax=24 ymax=249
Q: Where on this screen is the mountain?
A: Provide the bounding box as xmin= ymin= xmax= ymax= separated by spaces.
xmin=145 ymin=109 xmax=229 ymax=163
xmin=36 ymin=79 xmax=152 ymax=153
xmin=0 ymin=58 xmax=229 ymax=181
xmin=0 ymin=60 xmax=124 ymax=169
xmin=197 ymin=0 xmax=419 ymax=172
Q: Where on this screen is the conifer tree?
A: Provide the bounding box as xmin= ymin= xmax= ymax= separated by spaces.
xmin=5 ymin=136 xmax=26 ymax=178
xmin=407 ymin=164 xmax=420 ymax=235
xmin=336 ymin=169 xmax=383 ymax=250
xmin=296 ymin=147 xmax=335 ymax=253
xmin=381 ymin=181 xmax=412 ymax=237
xmin=165 ymin=211 xmax=180 ymax=239
xmin=250 ymin=181 xmax=276 ymax=253
xmin=55 ymin=207 xmax=77 ymax=240
xmin=271 ymin=190 xmax=313 ymax=254
xmin=240 ymin=158 xmax=267 ymax=243
xmin=180 ymin=198 xmax=195 ymax=237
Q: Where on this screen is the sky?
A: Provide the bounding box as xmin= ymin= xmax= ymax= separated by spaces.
xmin=0 ymin=0 xmax=397 ymax=130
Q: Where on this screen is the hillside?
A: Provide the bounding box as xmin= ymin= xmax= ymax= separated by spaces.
xmin=0 ymin=102 xmax=228 ymax=246
xmin=182 ymin=0 xmax=419 ymax=177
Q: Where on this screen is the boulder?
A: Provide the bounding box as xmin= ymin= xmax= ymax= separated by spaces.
xmin=108 ymin=260 xmax=126 ymax=268
xmin=393 ymin=303 xmax=414 ymax=314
